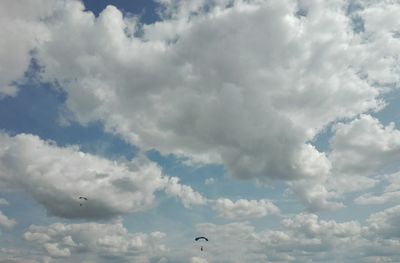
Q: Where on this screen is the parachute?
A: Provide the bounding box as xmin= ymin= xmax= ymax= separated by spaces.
xmin=78 ymin=196 xmax=88 ymax=206
xmin=195 ymin=237 xmax=209 ymax=242
xmin=195 ymin=236 xmax=208 ymax=251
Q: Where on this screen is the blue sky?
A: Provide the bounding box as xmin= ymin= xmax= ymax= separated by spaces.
xmin=1 ymin=0 xmax=400 ymax=262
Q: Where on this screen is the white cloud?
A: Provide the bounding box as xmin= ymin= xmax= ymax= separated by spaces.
xmin=290 ymin=114 xmax=400 ymax=211
xmin=287 ymin=179 xmax=344 ymax=212
xmin=367 ymin=205 xmax=400 ymax=239
xmin=195 ymin=222 xmax=264 ymax=263
xmin=326 ymin=174 xmax=378 ymax=195
xmin=280 ymin=213 xmax=363 ymax=239
xmin=330 ymin=115 xmax=400 ymax=176
xmin=0 ymin=0 xmax=59 ymax=97
xmin=0 ymin=199 xmax=15 ymax=230
xmin=15 ymin=203 xmax=400 ymax=262
xmin=355 ymin=172 xmax=400 ymax=205
xmin=213 ymin=198 xmax=279 ymax=220
xmin=361 ymin=205 xmax=400 ymax=261
xmin=43 ymin=243 xmax=70 ymax=258
xmin=23 ymin=220 xmax=167 ymax=261
xmin=351 ymin=0 xmax=400 ymax=88
xmin=195 ymin=213 xmax=367 ymax=263
xmin=0 ymin=210 xmax=16 ymax=229
xmin=193 ymin=209 xmax=400 ymax=262
xmin=30 ymin=0 xmax=390 ymax=185
xmin=164 ymin=176 xmax=206 ymax=208
xmin=0 ymin=132 xmax=205 ymax=219
xmin=1 ymin=0 xmax=400 ymax=218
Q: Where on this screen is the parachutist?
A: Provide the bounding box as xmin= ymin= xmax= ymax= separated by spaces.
xmin=79 ymin=196 xmax=88 ymax=206
xmin=195 ymin=236 xmax=208 ymax=251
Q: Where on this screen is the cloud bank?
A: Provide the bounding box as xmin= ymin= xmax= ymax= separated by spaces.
xmin=0 ymin=132 xmax=205 ymax=219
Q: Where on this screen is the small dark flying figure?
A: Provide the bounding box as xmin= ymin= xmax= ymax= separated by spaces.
xmin=195 ymin=236 xmax=208 ymax=251
xmin=79 ymin=196 xmax=88 ymax=206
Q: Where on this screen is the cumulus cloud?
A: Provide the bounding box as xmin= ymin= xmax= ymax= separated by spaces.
xmin=287 ymin=179 xmax=344 ymax=212
xmin=23 ymin=220 xmax=167 ymax=261
xmin=213 ymin=198 xmax=279 ymax=220
xmin=355 ymin=172 xmax=400 ymax=205
xmin=350 ymin=0 xmax=400 ymax=89
xmin=288 ymin=114 xmax=400 ymax=211
xmin=195 ymin=213 xmax=367 ymax=263
xmin=22 ymin=210 xmax=400 ymax=263
xmin=0 ymin=210 xmax=16 ymax=230
xmin=193 ymin=209 xmax=400 ymax=262
xmin=28 ymin=0 xmax=394 ymax=185
xmin=195 ymin=222 xmax=265 ymax=263
xmin=330 ymin=115 xmax=400 ymax=176
xmin=360 ymin=205 xmax=400 ymax=261
xmin=164 ymin=177 xmax=206 ymax=208
xmin=367 ymin=205 xmax=400 ymax=239
xmin=1 ymin=0 xmax=399 ymax=213
xmin=0 ymin=0 xmax=60 ymax=97
xmin=0 ymin=198 xmax=16 ymax=229
xmin=0 ymin=132 xmax=205 ymax=219
xmin=1 ymin=0 xmax=399 ymax=220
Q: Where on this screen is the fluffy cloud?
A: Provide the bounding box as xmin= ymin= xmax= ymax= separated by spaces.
xmin=195 ymin=222 xmax=265 ymax=263
xmin=0 ymin=210 xmax=16 ymax=230
xmin=20 ymin=209 xmax=393 ymax=263
xmin=330 ymin=115 xmax=400 ymax=176
xmin=164 ymin=177 xmax=206 ymax=208
xmin=1 ymin=0 xmax=399 ymax=219
xmin=288 ymin=114 xmax=400 ymax=211
xmin=0 ymin=0 xmax=60 ymax=97
xmin=30 ymin=0 xmax=392 ymax=185
xmin=291 ymin=173 xmax=378 ymax=211
xmin=193 ymin=209 xmax=400 ymax=262
xmin=16 ymin=204 xmax=400 ymax=262
xmin=0 ymin=198 xmax=16 ymax=230
xmin=355 ymin=172 xmax=400 ymax=205
xmin=367 ymin=205 xmax=400 ymax=239
xmin=287 ymin=179 xmax=344 ymax=212
xmin=0 ymin=132 xmax=205 ymax=219
xmin=194 ymin=213 xmax=366 ymax=263
xmin=23 ymin=220 xmax=167 ymax=261
xmin=360 ymin=205 xmax=400 ymax=262
xmin=1 ymin=0 xmax=399 ymax=213
xmin=213 ymin=198 xmax=279 ymax=220
xmin=350 ymin=0 xmax=400 ymax=88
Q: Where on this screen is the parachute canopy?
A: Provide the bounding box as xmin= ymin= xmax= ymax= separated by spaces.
xmin=78 ymin=196 xmax=88 ymax=206
xmin=195 ymin=236 xmax=209 ymax=242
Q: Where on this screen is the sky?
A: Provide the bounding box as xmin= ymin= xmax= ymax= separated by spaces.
xmin=0 ymin=0 xmax=400 ymax=262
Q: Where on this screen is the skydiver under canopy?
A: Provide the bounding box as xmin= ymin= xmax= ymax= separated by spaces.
xmin=195 ymin=236 xmax=208 ymax=251
xmin=78 ymin=196 xmax=88 ymax=206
